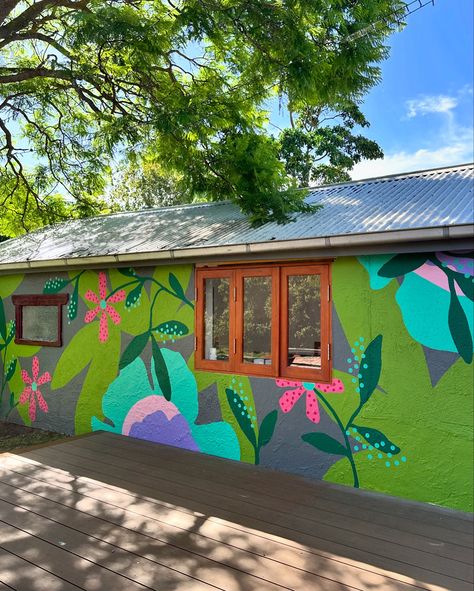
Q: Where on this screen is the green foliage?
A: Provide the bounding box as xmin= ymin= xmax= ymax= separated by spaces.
xmin=1 ymin=0 xmax=404 ymax=230
xmin=279 ymin=102 xmax=384 ymax=186
xmin=119 ymin=332 xmax=150 ymax=371
xmin=302 ymin=432 xmax=348 ymax=456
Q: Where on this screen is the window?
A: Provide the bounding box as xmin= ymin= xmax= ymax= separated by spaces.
xmin=195 ymin=263 xmax=331 ymax=382
xmin=12 ymin=294 xmax=68 ymax=347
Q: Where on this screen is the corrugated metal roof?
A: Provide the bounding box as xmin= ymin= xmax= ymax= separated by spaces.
xmin=0 ymin=163 xmax=473 ymax=265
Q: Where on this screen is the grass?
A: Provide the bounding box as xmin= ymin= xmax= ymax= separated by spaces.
xmin=0 ymin=421 xmax=68 ymax=453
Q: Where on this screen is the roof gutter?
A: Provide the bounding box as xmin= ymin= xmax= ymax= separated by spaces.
xmin=0 ymin=224 xmax=473 ymax=274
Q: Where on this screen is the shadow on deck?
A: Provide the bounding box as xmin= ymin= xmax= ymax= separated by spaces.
xmin=0 ymin=431 xmax=472 ymax=591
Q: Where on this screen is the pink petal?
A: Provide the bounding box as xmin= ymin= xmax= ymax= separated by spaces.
xmin=305 ymin=390 xmax=321 ymax=423
xmin=84 ymin=307 xmax=100 ymax=323
xmin=276 ymin=379 xmax=301 ymax=388
xmin=32 ymin=356 xmax=40 ymax=381
xmin=279 ymin=386 xmax=305 ymax=413
xmin=106 ymin=304 xmax=121 ymax=325
xmin=35 ymin=391 xmax=49 ymax=414
xmin=84 ymin=289 xmax=100 ymax=304
xmin=28 ymin=398 xmax=36 ymax=422
xmin=19 ymin=387 xmax=32 ymax=404
xmin=21 ymin=370 xmax=32 ymax=385
xmin=314 ymin=378 xmax=345 ymax=393
xmin=99 ymin=311 xmax=109 ymax=343
xmin=107 ymin=290 xmax=126 ymax=304
xmin=37 ymin=371 xmax=51 ymax=386
xmin=98 ymin=272 xmax=107 ymax=300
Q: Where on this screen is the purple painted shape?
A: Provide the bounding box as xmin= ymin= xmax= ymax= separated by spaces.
xmin=129 ymin=410 xmax=200 ymax=451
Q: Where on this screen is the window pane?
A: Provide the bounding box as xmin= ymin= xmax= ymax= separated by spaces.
xmin=287 ymin=274 xmax=321 ymax=369
xmin=22 ymin=306 xmax=58 ymax=342
xmin=204 ymin=277 xmax=229 ymax=361
xmin=243 ymin=276 xmax=272 ymax=365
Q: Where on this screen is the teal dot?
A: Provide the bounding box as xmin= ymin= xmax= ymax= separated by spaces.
xmin=354 ymin=364 xmax=359 ymax=369
xmin=241 ymin=411 xmax=245 ymax=416
xmin=352 ymin=427 xmax=358 ymax=433
xmin=385 ymin=461 xmax=391 ymax=468
xmin=401 ymin=456 xmax=407 ymax=463
xmin=365 ymin=433 xmax=370 ymax=438
xmin=347 ymin=358 xmax=352 ymax=363
xmin=357 ymin=373 xmax=362 ymax=378
xmin=359 ymin=345 xmax=364 ymax=351
xmin=354 ymin=446 xmax=359 ymax=451
xmin=352 ymin=378 xmax=357 ymax=383
xmin=345 ymin=430 xmax=350 ymax=435
xmin=354 ymin=355 xmax=359 ymax=361
xmin=368 ymin=445 xmax=373 ymax=450
xmin=351 ymin=348 xmax=356 ymax=353
xmin=377 ymin=453 xmax=383 ymax=459
xmin=367 ymin=454 xmax=373 ymax=459
xmin=380 ymin=441 xmax=385 ymax=447
xmin=465 ymin=273 xmax=470 ymax=279
xmin=360 ymin=337 xmax=364 ymax=342
xmin=355 ymin=341 xmax=359 ymax=347
xmin=355 ymin=387 xmax=360 ymax=393
xmin=390 ymin=445 xmax=395 ymax=451
xmin=374 ymin=443 xmax=380 ymax=449
xmin=355 ymin=436 xmax=361 ymax=441
xmin=387 ymin=453 xmax=392 ymax=458
xmin=441 ymin=262 xmax=448 ymax=267
xmin=394 ymin=460 xmax=400 ymax=466
xmin=362 ymin=444 xmax=367 ymax=449
xmin=349 ymin=368 xmax=353 ymax=373
xmin=360 ymin=383 xmax=364 ymax=389
xmin=361 ymin=354 xmax=366 ymax=359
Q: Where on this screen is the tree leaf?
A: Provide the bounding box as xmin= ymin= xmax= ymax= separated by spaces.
xmin=448 ymin=277 xmax=473 ymax=363
xmin=352 ymin=425 xmax=400 ymax=454
xmin=359 ymin=334 xmax=383 ymax=405
xmin=225 ymin=388 xmax=257 ymax=449
xmin=0 ymin=297 xmax=6 ymax=341
xmin=258 ymin=410 xmax=278 ymax=449
xmin=168 ymin=272 xmax=186 ymax=301
xmin=302 ymin=432 xmax=348 ymax=456
xmin=151 ymin=335 xmax=172 ymax=400
xmin=119 ymin=331 xmax=150 ymax=371
xmin=378 ymin=254 xmax=429 ymax=278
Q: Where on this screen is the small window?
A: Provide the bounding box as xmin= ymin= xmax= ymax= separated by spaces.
xmin=195 ymin=263 xmax=331 ymax=381
xmin=12 ymin=294 xmax=68 ymax=347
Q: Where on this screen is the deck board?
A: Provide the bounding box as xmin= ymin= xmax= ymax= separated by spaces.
xmin=0 ymin=432 xmax=472 ymax=591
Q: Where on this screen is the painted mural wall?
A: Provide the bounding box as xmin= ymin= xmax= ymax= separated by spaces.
xmin=0 ymin=253 xmax=473 ymax=511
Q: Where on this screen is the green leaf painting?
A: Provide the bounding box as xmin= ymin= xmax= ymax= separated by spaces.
xmin=358 ymin=334 xmax=383 ymax=405
xmin=302 ymin=432 xmax=348 ymax=456
xmin=151 ymin=335 xmax=172 ymax=401
xmin=43 ymin=277 xmax=70 ymax=294
xmin=352 ymin=425 xmax=400 ymax=455
xmin=119 ymin=332 xmax=150 ymax=371
xmin=258 ymin=410 xmax=278 ymax=449
xmin=226 ymin=388 xmax=257 ymax=449
xmin=378 ymin=254 xmax=429 ymax=278
xmin=0 ymin=297 xmax=6 ymax=341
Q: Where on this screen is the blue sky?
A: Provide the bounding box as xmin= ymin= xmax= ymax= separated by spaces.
xmin=271 ymin=0 xmax=474 ymax=180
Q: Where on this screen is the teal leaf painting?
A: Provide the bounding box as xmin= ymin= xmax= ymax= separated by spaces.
xmin=378 ymin=254 xmax=429 ymax=278
xmin=119 ymin=332 xmax=150 ymax=371
xmin=359 ymin=334 xmax=383 ymax=405
xmin=352 ymin=425 xmax=400 ymax=454
xmin=258 ymin=410 xmax=278 ymax=449
xmin=151 ymin=335 xmax=172 ymax=400
xmin=448 ymin=277 xmax=473 ymax=363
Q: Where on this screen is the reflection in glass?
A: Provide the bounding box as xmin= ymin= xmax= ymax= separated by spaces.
xmin=22 ymin=306 xmax=58 ymax=342
xmin=243 ymin=276 xmax=272 ymax=365
xmin=204 ymin=277 xmax=229 ymax=361
xmin=287 ymin=275 xmax=321 ymax=369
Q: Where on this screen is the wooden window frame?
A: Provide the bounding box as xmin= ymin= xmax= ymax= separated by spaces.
xmin=12 ymin=294 xmax=69 ymax=347
xmin=195 ymin=262 xmax=332 ymax=382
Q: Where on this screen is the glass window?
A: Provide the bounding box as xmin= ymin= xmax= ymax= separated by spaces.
xmin=242 ymin=275 xmax=272 ymax=366
xmin=204 ymin=277 xmax=230 ymax=361
xmin=22 ymin=306 xmax=59 ymax=343
xmin=287 ymin=274 xmax=321 ymax=369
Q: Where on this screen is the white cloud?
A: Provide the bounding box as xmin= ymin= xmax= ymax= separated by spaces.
xmin=406 ymin=95 xmax=458 ymax=118
xmin=351 ymin=140 xmax=473 ymax=179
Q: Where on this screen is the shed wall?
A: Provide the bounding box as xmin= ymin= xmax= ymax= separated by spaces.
xmin=1 ymin=252 xmax=472 ymax=511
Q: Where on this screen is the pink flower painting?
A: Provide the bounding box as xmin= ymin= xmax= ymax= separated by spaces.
xmin=84 ymin=272 xmax=126 ymax=342
xmin=19 ymin=356 xmax=51 ymax=422
xmin=276 ymin=378 xmax=344 ymax=423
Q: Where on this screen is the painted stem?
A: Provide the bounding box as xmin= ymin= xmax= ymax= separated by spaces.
xmin=315 ymin=389 xmax=360 ymax=488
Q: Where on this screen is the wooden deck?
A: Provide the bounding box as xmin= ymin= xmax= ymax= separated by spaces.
xmin=0 ymin=432 xmax=472 ymax=591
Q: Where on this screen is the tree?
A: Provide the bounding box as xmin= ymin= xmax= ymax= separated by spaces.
xmin=0 ymin=0 xmax=404 ymax=231
xmin=108 ymin=161 xmax=190 ymax=211
xmin=278 ymin=101 xmax=384 ymax=186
